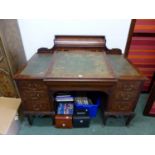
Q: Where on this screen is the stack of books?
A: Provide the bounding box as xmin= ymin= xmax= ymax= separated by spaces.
xmin=57 ymin=103 xmax=74 ymax=115
xmin=55 ymin=93 xmax=74 ymax=115
xmin=55 ymin=95 xmax=74 ymax=102
xmin=74 ymin=97 xmax=92 ymax=105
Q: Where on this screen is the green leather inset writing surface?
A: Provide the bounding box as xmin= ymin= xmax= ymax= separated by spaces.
xmin=21 ymin=53 xmax=52 ymax=77
xmin=47 ymin=50 xmax=114 ymax=79
xmin=107 ymin=55 xmax=140 ymax=77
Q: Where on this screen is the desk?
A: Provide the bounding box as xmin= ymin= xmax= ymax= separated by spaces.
xmin=14 ymin=35 xmax=146 ymax=125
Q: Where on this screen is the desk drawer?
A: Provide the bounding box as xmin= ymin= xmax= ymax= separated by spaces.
xmin=108 ymin=80 xmax=142 ymax=112
xmin=112 ymin=80 xmax=141 ymax=103
xmin=55 ymin=115 xmax=72 ymax=128
xmin=114 ymin=90 xmax=138 ymax=102
xmin=73 ymin=115 xmax=90 ymax=128
xmin=116 ymin=81 xmax=141 ymax=92
xmin=20 ymin=90 xmax=49 ymax=102
xmin=18 ymin=80 xmax=47 ymax=91
xmin=109 ymin=101 xmax=133 ymax=112
xmin=22 ymin=101 xmax=51 ymax=112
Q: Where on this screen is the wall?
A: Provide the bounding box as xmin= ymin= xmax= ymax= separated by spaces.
xmin=18 ymin=19 xmax=131 ymax=60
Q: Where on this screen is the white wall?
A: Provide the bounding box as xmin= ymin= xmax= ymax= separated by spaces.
xmin=18 ymin=19 xmax=131 ymax=60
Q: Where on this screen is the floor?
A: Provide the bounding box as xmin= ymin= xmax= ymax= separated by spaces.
xmin=18 ymin=94 xmax=155 ymax=135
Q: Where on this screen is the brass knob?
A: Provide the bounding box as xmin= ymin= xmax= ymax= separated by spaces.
xmin=62 ymin=123 xmax=66 ymax=127
xmin=80 ymin=120 xmax=84 ymax=123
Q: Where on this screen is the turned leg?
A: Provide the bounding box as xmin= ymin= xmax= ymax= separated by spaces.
xmin=27 ymin=115 xmax=33 ymax=125
xmin=125 ymin=113 xmax=135 ymax=126
xmin=103 ymin=114 xmax=108 ymax=125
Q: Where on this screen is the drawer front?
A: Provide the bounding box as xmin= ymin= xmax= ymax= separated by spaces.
xmin=20 ymin=90 xmax=49 ymax=102
xmin=109 ymin=101 xmax=133 ymax=112
xmin=116 ymin=80 xmax=141 ymax=92
xmin=17 ymin=80 xmax=49 ymax=101
xmin=114 ymin=80 xmax=141 ymax=102
xmin=108 ymin=80 xmax=142 ymax=112
xmin=18 ymin=80 xmax=47 ymax=91
xmin=17 ymin=80 xmax=53 ymax=112
xmin=114 ymin=90 xmax=138 ymax=102
xmin=23 ymin=101 xmax=51 ymax=112
xmin=55 ymin=115 xmax=72 ymax=128
xmin=73 ymin=116 xmax=90 ymax=127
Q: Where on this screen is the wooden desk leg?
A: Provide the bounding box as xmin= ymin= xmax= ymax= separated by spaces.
xmin=52 ymin=115 xmax=55 ymax=125
xmin=27 ymin=115 xmax=33 ymax=125
xmin=103 ymin=112 xmax=111 ymax=125
xmin=103 ymin=114 xmax=108 ymax=125
xmin=103 ymin=112 xmax=135 ymax=126
xmin=125 ymin=113 xmax=135 ymax=126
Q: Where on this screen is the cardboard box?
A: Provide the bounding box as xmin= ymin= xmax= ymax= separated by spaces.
xmin=0 ymin=97 xmax=21 ymax=135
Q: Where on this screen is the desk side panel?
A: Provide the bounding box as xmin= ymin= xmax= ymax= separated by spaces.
xmin=105 ymin=55 xmax=145 ymax=112
xmin=107 ymin=79 xmax=143 ymax=112
xmin=16 ymin=79 xmax=53 ymax=113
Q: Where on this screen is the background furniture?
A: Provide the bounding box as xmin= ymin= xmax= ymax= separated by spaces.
xmin=0 ymin=97 xmax=21 ymax=135
xmin=0 ymin=19 xmax=27 ymax=97
xmin=143 ymin=73 xmax=155 ymax=116
xmin=125 ymin=19 xmax=155 ymax=92
xmin=14 ymin=35 xmax=145 ymax=126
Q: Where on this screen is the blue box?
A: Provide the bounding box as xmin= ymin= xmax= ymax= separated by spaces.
xmin=74 ymin=96 xmax=101 ymax=118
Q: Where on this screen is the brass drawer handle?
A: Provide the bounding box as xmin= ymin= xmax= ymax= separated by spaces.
xmin=31 ymin=97 xmax=39 ymax=100
xmin=118 ymin=105 xmax=129 ymax=111
xmin=80 ymin=120 xmax=84 ymax=123
xmin=33 ymin=106 xmax=40 ymax=111
xmin=36 ymin=93 xmax=40 ymax=97
xmin=62 ymin=123 xmax=66 ymax=127
xmin=33 ymin=103 xmax=42 ymax=111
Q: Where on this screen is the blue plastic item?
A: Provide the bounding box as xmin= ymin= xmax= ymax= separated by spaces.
xmin=74 ymin=96 xmax=101 ymax=118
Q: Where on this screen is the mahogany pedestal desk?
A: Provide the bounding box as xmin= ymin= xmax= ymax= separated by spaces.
xmin=14 ymin=35 xmax=146 ymax=126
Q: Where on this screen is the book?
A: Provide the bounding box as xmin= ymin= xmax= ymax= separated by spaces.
xmin=57 ymin=103 xmax=74 ymax=115
xmin=74 ymin=97 xmax=93 ymax=105
xmin=55 ymin=94 xmax=74 ymax=102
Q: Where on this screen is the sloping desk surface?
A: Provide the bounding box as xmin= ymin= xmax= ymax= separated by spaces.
xmin=17 ymin=50 xmax=142 ymax=80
